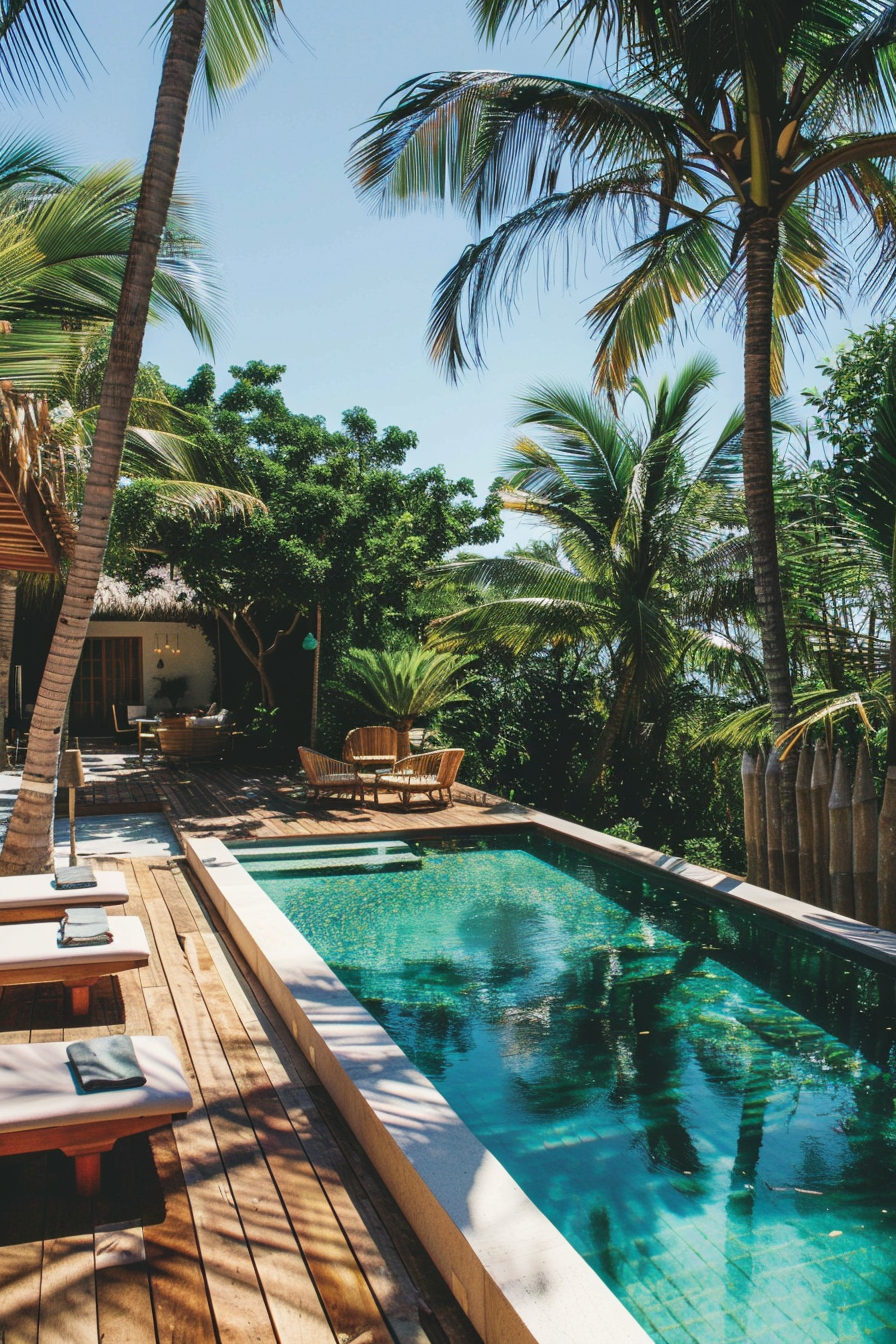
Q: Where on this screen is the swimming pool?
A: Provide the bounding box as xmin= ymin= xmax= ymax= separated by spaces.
xmin=233 ymin=830 xmax=896 ymax=1344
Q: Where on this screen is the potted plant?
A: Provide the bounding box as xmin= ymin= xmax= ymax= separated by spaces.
xmin=154 ymin=674 xmax=190 ymax=714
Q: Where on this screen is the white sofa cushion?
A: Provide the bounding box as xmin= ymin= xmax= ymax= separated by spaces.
xmin=0 ymin=1036 xmax=192 ymax=1131
xmin=0 ymin=916 xmax=148 ymax=971
xmin=0 ymin=871 xmax=129 ymax=910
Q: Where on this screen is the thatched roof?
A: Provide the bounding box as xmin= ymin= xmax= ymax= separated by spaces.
xmin=0 ymin=385 xmax=77 ymax=575
xmin=93 ymin=569 xmax=201 ymax=621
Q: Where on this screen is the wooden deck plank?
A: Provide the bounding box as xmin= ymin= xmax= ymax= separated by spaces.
xmin=142 ymin=983 xmax=280 ymax=1344
xmin=181 ymin=930 xmax=393 ymax=1344
xmin=143 ymin=1125 xmax=217 ymax=1344
xmin=38 ymin=1234 xmax=97 ymax=1344
xmin=139 ymin=878 xmax=332 ymax=1344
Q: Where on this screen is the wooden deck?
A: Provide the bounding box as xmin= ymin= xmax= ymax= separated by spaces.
xmin=0 ymin=856 xmax=483 ymax=1344
xmin=72 ymin=752 xmax=528 ymax=844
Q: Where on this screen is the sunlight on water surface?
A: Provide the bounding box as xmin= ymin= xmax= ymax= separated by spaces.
xmin=239 ymin=832 xmax=896 ymax=1344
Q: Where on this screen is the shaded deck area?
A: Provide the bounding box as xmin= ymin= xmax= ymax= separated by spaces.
xmin=71 ymin=751 xmax=528 ymax=844
xmin=0 ymin=855 xmax=482 ymax=1344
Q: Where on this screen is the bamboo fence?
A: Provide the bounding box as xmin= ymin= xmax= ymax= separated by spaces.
xmin=741 ymin=740 xmax=896 ymax=931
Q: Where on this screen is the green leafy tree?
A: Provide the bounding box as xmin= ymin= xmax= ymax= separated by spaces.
xmin=427 ymin=356 xmax=755 ymax=797
xmin=350 ymin=0 xmax=896 ymax=755
xmin=805 ymin=322 xmax=896 ymax=475
xmin=123 ymin=361 xmax=501 ymax=716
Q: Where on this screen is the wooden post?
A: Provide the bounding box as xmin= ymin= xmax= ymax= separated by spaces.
xmin=780 ymin=755 xmax=800 ymax=898
xmin=309 ymin=603 xmax=321 ymax=751
xmin=878 ymin=767 xmax=896 ymax=932
xmin=828 ymin=749 xmax=854 ymax=918
xmin=795 ymin=741 xmax=814 ymax=904
xmin=765 ymin=749 xmax=785 ymax=894
xmin=852 ymin=740 xmax=878 ymax=926
xmin=742 ymin=752 xmax=761 ymax=884
xmin=811 ymin=742 xmax=832 ymax=909
xmin=755 ymin=748 xmax=769 ymax=890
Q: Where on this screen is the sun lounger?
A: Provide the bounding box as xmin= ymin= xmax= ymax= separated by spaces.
xmin=0 ymin=869 xmax=129 ymax=924
xmin=0 ymin=1035 xmax=192 ymax=1194
xmin=0 ymin=915 xmax=150 ymax=1015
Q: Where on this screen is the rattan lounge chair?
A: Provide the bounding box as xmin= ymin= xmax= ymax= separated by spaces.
xmin=299 ymin=747 xmax=365 ymax=804
xmin=342 ymin=725 xmax=399 ymax=772
xmin=373 ymin=748 xmax=465 ymax=810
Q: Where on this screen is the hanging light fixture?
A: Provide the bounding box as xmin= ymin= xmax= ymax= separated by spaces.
xmin=153 ymin=631 xmax=162 ymax=654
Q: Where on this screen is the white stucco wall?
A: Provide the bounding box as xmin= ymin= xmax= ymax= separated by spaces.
xmin=85 ymin=619 xmax=216 ymax=714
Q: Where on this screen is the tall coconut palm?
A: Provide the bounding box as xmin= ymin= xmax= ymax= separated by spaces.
xmin=426 ymin=356 xmax=757 ymax=794
xmin=0 ymin=0 xmax=284 ymax=875
xmin=342 ymin=646 xmax=476 ymax=759
xmin=349 ymin=0 xmax=896 ymax=750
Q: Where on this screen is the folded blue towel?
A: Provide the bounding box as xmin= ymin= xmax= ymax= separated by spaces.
xmin=67 ymin=1036 xmax=146 ymax=1092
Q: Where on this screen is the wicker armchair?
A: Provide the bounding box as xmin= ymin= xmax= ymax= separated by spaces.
xmin=156 ymin=723 xmax=230 ymax=762
xmin=342 ymin=725 xmax=398 ymax=771
xmin=299 ymin=747 xmax=365 ymax=804
xmin=373 ymin=748 xmax=464 ymax=810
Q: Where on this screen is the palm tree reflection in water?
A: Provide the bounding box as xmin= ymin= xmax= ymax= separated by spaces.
xmin=263 ymin=835 xmax=896 ymax=1341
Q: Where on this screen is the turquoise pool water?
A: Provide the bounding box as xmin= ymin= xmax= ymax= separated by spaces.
xmin=237 ymin=832 xmax=896 ymax=1343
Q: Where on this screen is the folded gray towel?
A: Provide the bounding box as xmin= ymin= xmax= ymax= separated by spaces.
xmin=58 ymin=907 xmax=112 ymax=947
xmin=67 ymin=1036 xmax=146 ymax=1092
xmin=54 ymin=865 xmax=97 ymax=890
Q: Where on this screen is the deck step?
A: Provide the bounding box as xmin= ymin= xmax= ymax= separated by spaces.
xmin=239 ymin=850 xmax=422 ymax=877
xmin=228 ymin=839 xmax=410 ymax=859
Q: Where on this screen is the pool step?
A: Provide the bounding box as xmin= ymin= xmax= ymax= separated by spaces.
xmin=229 ymin=839 xmax=410 ymax=860
xmin=240 ymin=847 xmax=422 ymax=877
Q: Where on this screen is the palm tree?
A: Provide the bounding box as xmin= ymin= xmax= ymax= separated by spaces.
xmin=0 ymin=0 xmax=284 ymax=875
xmin=349 ymin=0 xmax=896 ymax=749
xmin=426 ymin=356 xmax=756 ymax=795
xmin=0 ymin=156 xmax=218 ymax=385
xmin=342 ymin=646 xmax=476 ymax=758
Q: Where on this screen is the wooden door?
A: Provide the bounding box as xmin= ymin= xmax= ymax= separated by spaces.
xmin=71 ymin=637 xmax=143 ymax=733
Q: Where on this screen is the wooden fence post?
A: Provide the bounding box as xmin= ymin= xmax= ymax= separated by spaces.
xmin=765 ymin=749 xmax=785 ymax=894
xmin=741 ymin=752 xmax=761 ymax=886
xmin=878 ymin=767 xmax=896 ymax=933
xmin=852 ymin=740 xmax=878 ymax=926
xmin=811 ymin=742 xmax=832 ymax=909
xmin=828 ymin=749 xmax=854 ymax=918
xmin=755 ymin=747 xmax=769 ymax=890
xmin=795 ymin=741 xmax=814 ymax=905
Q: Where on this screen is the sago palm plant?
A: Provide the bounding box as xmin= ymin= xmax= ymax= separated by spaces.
xmin=426 ymin=356 xmax=760 ymax=793
xmin=342 ymin=646 xmax=476 ymax=759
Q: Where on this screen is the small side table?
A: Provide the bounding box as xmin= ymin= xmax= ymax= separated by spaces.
xmin=132 ymin=718 xmax=160 ymax=760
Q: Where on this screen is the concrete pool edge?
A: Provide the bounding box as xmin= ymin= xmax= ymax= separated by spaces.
xmin=524 ymin=809 xmax=896 ymax=971
xmin=185 ymin=832 xmax=652 ymax=1344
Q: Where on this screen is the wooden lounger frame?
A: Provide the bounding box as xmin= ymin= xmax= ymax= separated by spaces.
xmin=0 ymin=1110 xmax=188 ymax=1196
xmin=0 ymin=954 xmax=150 ymax=1016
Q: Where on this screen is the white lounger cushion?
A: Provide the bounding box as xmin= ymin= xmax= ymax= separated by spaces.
xmin=0 ymin=1036 xmax=192 ymax=1132
xmin=0 ymin=870 xmax=129 ymax=911
xmin=0 ymin=916 xmax=149 ymax=971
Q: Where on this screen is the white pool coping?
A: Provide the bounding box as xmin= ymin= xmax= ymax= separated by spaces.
xmin=186 ymin=830 xmax=652 ymax=1344
xmin=186 ymin=812 xmax=896 ymax=1344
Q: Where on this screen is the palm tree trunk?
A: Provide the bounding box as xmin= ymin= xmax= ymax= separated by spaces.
xmin=742 ymin=215 xmax=793 ymax=734
xmin=393 ymin=718 xmax=414 ymax=761
xmin=887 ymin=630 xmax=896 ymax=770
xmin=580 ymin=661 xmax=637 ymax=794
xmin=0 ymin=0 xmax=207 ymax=876
xmin=743 ymin=215 xmax=799 ymax=894
xmin=0 ymin=572 xmax=16 ymax=771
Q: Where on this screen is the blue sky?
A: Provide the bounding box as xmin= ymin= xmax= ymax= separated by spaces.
xmin=14 ymin=0 xmax=870 ymax=549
